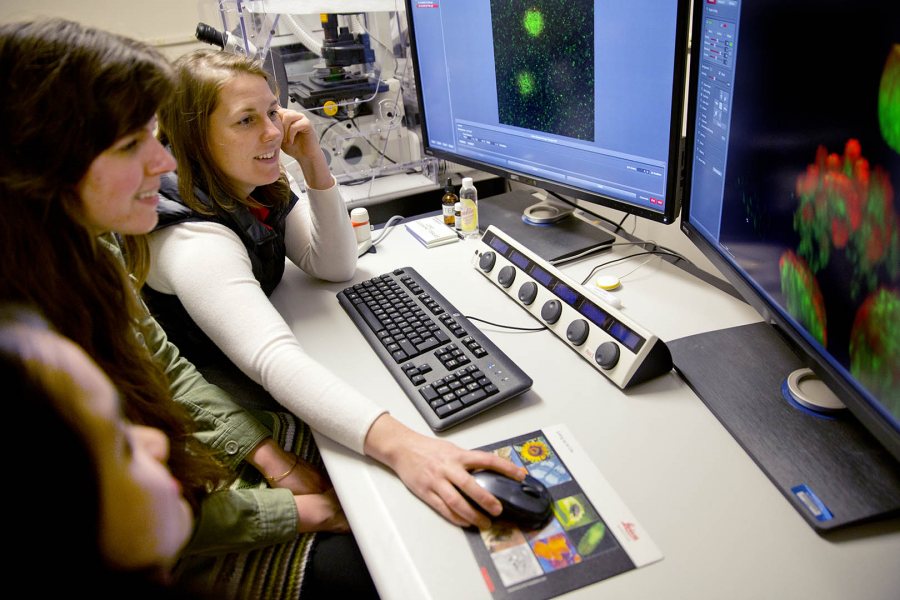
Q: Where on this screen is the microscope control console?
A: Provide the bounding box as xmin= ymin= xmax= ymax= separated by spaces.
xmin=473 ymin=226 xmax=673 ymax=389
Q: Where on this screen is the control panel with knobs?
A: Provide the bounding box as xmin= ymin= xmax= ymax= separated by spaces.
xmin=473 ymin=226 xmax=672 ymax=389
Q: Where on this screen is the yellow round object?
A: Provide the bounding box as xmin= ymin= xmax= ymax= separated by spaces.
xmin=595 ymin=275 xmax=621 ymax=290
xmin=322 ymin=100 xmax=339 ymax=117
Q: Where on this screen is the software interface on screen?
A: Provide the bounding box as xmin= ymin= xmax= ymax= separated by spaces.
xmin=407 ymin=0 xmax=683 ymax=219
xmin=685 ymin=0 xmax=899 ymax=427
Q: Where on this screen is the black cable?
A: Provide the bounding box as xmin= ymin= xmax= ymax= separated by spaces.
xmin=579 ymin=249 xmax=687 ymax=285
xmin=528 ymin=190 xmax=685 ymax=258
xmin=318 ymin=117 xmax=347 ymax=144
xmin=650 ymin=242 xmax=687 ymax=259
xmin=608 ymin=240 xmax=688 ymax=262
xmin=318 ymin=115 xmax=398 ymax=165
xmin=349 ymin=116 xmax=398 ymax=164
xmin=463 ymin=315 xmax=547 ymax=332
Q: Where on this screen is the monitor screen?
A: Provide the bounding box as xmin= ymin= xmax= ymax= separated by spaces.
xmin=681 ymin=0 xmax=899 ymax=461
xmin=404 ymin=0 xmax=689 ymax=223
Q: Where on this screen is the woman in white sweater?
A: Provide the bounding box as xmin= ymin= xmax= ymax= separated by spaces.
xmin=144 ymin=49 xmax=523 ymax=535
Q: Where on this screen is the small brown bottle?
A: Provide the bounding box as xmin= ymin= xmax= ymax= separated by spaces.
xmin=441 ymin=178 xmax=458 ymax=226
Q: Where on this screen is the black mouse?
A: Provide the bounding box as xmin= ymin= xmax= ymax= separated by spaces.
xmin=471 ymin=471 xmax=553 ymax=529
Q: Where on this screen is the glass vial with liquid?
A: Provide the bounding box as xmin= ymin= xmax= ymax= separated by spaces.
xmin=454 ymin=202 xmax=462 ymax=232
xmin=459 ymin=177 xmax=479 ymax=238
xmin=441 ymin=178 xmax=458 ymax=226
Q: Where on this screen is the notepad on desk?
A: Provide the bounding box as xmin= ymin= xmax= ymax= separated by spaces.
xmin=405 ymin=215 xmax=460 ymax=248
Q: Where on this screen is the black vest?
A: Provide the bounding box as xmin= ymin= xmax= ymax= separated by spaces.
xmin=143 ymin=171 xmax=299 ymax=368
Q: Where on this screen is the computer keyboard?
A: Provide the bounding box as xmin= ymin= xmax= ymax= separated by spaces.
xmin=338 ymin=267 xmax=533 ymax=431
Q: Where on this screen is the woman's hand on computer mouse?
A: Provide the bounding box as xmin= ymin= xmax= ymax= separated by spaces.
xmin=363 ymin=414 xmax=526 ymax=529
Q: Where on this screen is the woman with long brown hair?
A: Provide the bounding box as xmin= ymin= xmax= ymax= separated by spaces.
xmin=0 ymin=17 xmax=373 ymax=598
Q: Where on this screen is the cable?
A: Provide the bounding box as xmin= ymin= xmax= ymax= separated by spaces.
xmin=318 ymin=118 xmax=348 ymax=144
xmin=358 ymin=214 xmax=403 ymax=257
xmin=282 ymin=15 xmax=322 ymax=56
xmin=549 ymin=239 xmax=685 ymax=268
xmin=579 ymin=250 xmax=687 ymax=285
xmin=548 ymin=244 xmax=608 ymax=266
xmin=615 ymin=254 xmax=658 ymax=281
xmin=348 ymin=14 xmax=400 ymax=78
xmin=463 ymin=315 xmax=547 ymax=332
xmin=371 ymin=215 xmax=404 ymax=246
xmin=319 ymin=113 xmax=399 ymax=165
xmin=608 ymin=240 xmax=687 ymax=260
xmin=361 ymin=75 xmax=407 ymax=199
xmin=349 ymin=116 xmax=397 ymax=164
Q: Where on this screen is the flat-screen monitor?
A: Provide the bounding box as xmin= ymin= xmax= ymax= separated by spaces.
xmin=680 ymin=0 xmax=899 ymax=525
xmin=404 ymin=0 xmax=689 ymax=224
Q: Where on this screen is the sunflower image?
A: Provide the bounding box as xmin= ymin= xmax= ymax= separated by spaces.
xmin=519 ymin=439 xmax=550 ymax=463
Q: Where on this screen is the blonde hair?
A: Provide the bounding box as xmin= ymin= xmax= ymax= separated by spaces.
xmin=158 ymin=48 xmax=291 ymax=215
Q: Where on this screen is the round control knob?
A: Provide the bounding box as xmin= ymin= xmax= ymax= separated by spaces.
xmin=478 ymin=251 xmax=496 ymax=272
xmin=595 ymin=341 xmax=620 ymax=369
xmin=566 ymin=319 xmax=590 ymax=346
xmin=541 ymin=299 xmax=562 ymax=324
xmin=517 ymin=281 xmax=538 ymax=305
xmin=498 ymin=265 xmax=516 ymax=288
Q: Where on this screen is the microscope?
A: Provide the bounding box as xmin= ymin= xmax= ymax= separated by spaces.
xmin=195 ymin=12 xmax=421 ymax=184
xmin=288 ymin=13 xmax=384 ymax=118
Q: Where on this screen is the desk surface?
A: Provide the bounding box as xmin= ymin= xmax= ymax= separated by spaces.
xmin=269 ymin=216 xmax=900 ymax=600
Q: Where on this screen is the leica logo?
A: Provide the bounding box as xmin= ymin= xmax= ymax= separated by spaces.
xmin=621 ymin=521 xmax=639 ymax=541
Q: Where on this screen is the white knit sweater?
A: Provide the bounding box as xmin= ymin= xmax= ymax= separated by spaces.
xmin=146 ymin=183 xmax=385 ymax=453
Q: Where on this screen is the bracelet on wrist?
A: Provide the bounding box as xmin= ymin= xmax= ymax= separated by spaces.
xmin=265 ymin=455 xmax=299 ymax=483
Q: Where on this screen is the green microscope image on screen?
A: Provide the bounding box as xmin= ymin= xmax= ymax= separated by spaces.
xmin=490 ymin=0 xmax=595 ymax=142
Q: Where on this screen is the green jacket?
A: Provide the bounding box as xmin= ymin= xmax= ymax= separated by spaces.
xmin=142 ymin=309 xmax=299 ymax=555
xmin=109 ymin=236 xmax=298 ymax=555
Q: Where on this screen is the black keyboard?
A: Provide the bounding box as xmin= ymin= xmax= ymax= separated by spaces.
xmin=338 ymin=267 xmax=533 ymax=431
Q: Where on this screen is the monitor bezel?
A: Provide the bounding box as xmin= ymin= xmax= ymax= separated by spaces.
xmin=678 ymin=0 xmax=900 ymax=463
xmin=403 ymin=0 xmax=691 ymax=225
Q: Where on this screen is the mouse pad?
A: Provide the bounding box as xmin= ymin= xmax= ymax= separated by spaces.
xmin=478 ymin=190 xmax=615 ymax=265
xmin=464 ymin=425 xmax=661 ymax=600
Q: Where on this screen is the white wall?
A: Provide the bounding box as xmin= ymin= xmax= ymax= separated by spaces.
xmin=0 ymin=0 xmax=214 ymax=59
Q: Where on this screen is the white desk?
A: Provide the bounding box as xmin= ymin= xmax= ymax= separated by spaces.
xmin=269 ymin=217 xmax=900 ymax=600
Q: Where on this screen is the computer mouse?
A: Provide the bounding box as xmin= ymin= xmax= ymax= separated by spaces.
xmin=471 ymin=470 xmax=553 ymax=529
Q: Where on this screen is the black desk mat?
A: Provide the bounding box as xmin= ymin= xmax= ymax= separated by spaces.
xmin=669 ymin=322 xmax=900 ymax=532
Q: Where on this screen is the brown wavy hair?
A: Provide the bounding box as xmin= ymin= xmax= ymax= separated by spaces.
xmin=0 ymin=18 xmax=229 ymax=510
xmin=157 ymin=48 xmax=292 ymax=215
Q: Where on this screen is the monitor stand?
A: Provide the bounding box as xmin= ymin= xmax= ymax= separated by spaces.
xmin=477 ymin=190 xmax=614 ymax=265
xmin=668 ymin=321 xmax=900 ymax=533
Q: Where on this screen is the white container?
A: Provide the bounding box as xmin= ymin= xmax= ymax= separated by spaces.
xmin=459 ymin=177 xmax=479 ymax=238
xmin=350 ymin=207 xmax=371 ymax=244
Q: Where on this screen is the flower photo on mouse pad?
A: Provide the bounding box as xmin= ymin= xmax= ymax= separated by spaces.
xmin=464 ymin=428 xmax=656 ymax=600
